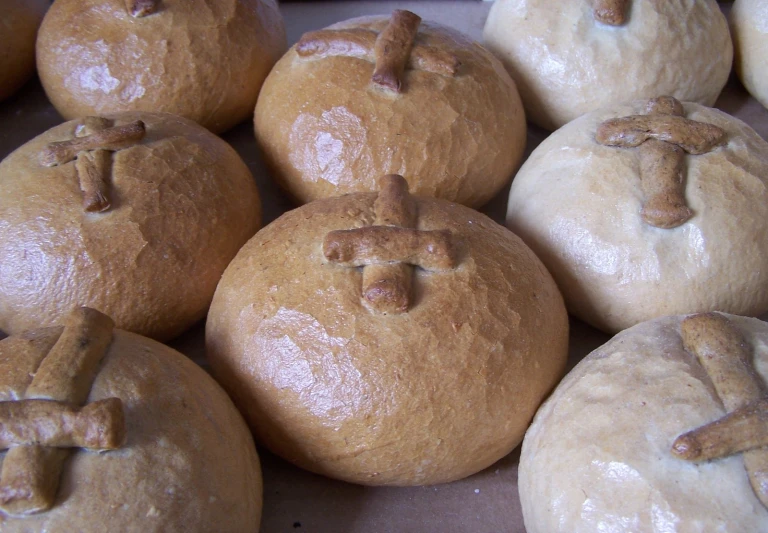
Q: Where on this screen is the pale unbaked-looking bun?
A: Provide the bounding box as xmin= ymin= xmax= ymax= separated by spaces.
xmin=520 ymin=313 xmax=768 ymax=533
xmin=0 ymin=112 xmax=261 ymax=341
xmin=207 ymin=175 xmax=567 ymax=486
xmin=506 ymin=98 xmax=768 ymax=334
xmin=0 ymin=0 xmax=47 ymax=102
xmin=254 ymin=11 xmax=526 ymax=208
xmin=0 ymin=308 xmax=262 ymax=532
xmin=483 ymin=0 xmax=733 ymax=131
xmin=731 ymin=0 xmax=768 ymax=110
xmin=36 ymin=0 xmax=286 ymax=134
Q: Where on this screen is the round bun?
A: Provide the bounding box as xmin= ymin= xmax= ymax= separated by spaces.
xmin=36 ymin=0 xmax=286 ymax=134
xmin=0 ymin=112 xmax=261 ymax=341
xmin=732 ymin=0 xmax=768 ymax=109
xmin=254 ymin=12 xmax=526 ymax=208
xmin=483 ymin=0 xmax=732 ymax=131
xmin=506 ymin=98 xmax=768 ymax=333
xmin=0 ymin=309 xmax=262 ymax=532
xmin=520 ymin=313 xmax=768 ymax=533
xmin=0 ymin=0 xmax=47 ymax=102
xmin=206 ymin=176 xmax=567 ymax=486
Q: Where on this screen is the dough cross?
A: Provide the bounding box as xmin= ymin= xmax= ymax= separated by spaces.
xmin=39 ymin=117 xmax=147 ymax=213
xmin=125 ymin=0 xmax=160 ymax=17
xmin=672 ymin=312 xmax=768 ymax=509
xmin=592 ymin=0 xmax=630 ymax=26
xmin=323 ymin=174 xmax=456 ymax=314
xmin=296 ymin=10 xmax=460 ymax=93
xmin=0 ymin=308 xmax=124 ymax=517
xmin=595 ymin=96 xmax=727 ymax=229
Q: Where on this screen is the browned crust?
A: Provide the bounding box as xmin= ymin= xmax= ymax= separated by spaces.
xmin=75 ymin=149 xmax=112 ymax=213
xmin=372 ymin=10 xmax=422 ymax=92
xmin=675 ymin=312 xmax=768 ymax=509
xmin=40 ymin=120 xmax=146 ymax=167
xmin=0 ymin=398 xmax=125 ymax=450
xmin=324 ymin=226 xmax=455 ymax=271
xmin=125 ymin=0 xmax=160 ymax=18
xmin=592 ymin=0 xmax=630 ymax=26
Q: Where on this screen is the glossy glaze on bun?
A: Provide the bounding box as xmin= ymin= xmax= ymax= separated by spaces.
xmin=255 ymin=13 xmax=526 ymax=208
xmin=36 ymin=0 xmax=286 ymax=133
xmin=0 ymin=112 xmax=261 ymax=341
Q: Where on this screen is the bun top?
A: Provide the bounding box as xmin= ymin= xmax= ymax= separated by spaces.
xmin=483 ymin=0 xmax=733 ymax=130
xmin=0 ymin=308 xmax=261 ymax=532
xmin=520 ymin=312 xmax=768 ymax=533
xmin=206 ymin=175 xmax=568 ymax=486
xmin=507 ymin=98 xmax=768 ymax=333
xmin=0 ymin=112 xmax=261 ymax=341
xmin=36 ymin=0 xmax=286 ymax=133
xmin=254 ymin=11 xmax=526 ymax=208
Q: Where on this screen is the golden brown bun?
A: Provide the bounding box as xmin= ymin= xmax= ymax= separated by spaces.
xmin=0 ymin=0 xmax=47 ymax=102
xmin=520 ymin=313 xmax=768 ymax=532
xmin=0 ymin=323 xmax=262 ymax=532
xmin=0 ymin=112 xmax=261 ymax=341
xmin=206 ymin=184 xmax=568 ymax=486
xmin=254 ymin=14 xmax=526 ymax=208
xmin=507 ymin=100 xmax=768 ymax=334
xmin=36 ymin=0 xmax=286 ymax=134
xmin=732 ymin=0 xmax=768 ymax=110
xmin=483 ymin=0 xmax=733 ymax=131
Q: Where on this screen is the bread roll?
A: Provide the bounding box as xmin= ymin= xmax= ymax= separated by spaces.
xmin=732 ymin=0 xmax=768 ymax=110
xmin=0 ymin=112 xmax=261 ymax=341
xmin=0 ymin=0 xmax=47 ymax=102
xmin=520 ymin=313 xmax=768 ymax=532
xmin=0 ymin=307 xmax=262 ymax=532
xmin=254 ymin=11 xmax=526 ymax=208
xmin=36 ymin=0 xmax=286 ymax=134
xmin=206 ymin=175 xmax=568 ymax=486
xmin=507 ymin=98 xmax=768 ymax=333
xmin=483 ymin=0 xmax=733 ymax=130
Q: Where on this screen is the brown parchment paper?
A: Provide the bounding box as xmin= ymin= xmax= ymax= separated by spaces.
xmin=0 ymin=2 xmax=766 ymax=532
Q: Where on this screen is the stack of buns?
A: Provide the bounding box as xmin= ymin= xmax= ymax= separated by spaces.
xmin=1 ymin=1 xmax=767 ymax=531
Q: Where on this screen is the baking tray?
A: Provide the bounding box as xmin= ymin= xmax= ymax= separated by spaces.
xmin=1 ymin=1 xmax=766 ymax=531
